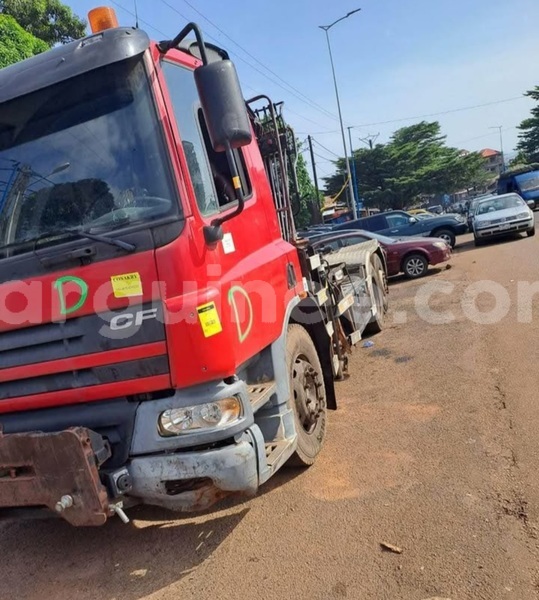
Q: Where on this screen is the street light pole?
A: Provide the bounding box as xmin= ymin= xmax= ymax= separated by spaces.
xmin=347 ymin=126 xmax=360 ymax=211
xmin=489 ymin=126 xmax=505 ymax=172
xmin=319 ymin=9 xmax=361 ymax=220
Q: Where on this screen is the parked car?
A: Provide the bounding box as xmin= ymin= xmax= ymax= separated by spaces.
xmin=466 ymin=194 xmax=494 ymax=231
xmin=335 ymin=210 xmax=467 ymax=248
xmin=408 ymin=208 xmax=430 ymax=215
xmin=473 ymin=193 xmax=535 ymax=246
xmin=429 ymin=205 xmax=443 ymax=215
xmin=310 ymin=230 xmax=452 ymax=279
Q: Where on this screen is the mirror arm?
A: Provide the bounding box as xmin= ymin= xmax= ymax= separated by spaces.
xmin=158 ymin=23 xmax=209 ymax=65
xmin=203 ymin=143 xmax=245 ymax=245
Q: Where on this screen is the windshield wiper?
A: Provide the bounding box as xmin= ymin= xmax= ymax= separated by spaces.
xmin=75 ymin=230 xmax=136 ymax=252
xmin=0 ymin=228 xmax=136 ymax=254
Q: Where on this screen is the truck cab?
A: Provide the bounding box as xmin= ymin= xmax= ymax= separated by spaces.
xmin=497 ymin=167 xmax=539 ymax=210
xmin=0 ymin=10 xmax=383 ymax=525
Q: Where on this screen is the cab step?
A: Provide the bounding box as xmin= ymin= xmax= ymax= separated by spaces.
xmin=263 ymin=440 xmax=293 ymax=480
xmin=247 ymin=381 xmax=277 ymax=413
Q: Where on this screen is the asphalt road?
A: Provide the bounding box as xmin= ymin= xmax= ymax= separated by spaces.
xmin=2 ymin=226 xmax=539 ymax=600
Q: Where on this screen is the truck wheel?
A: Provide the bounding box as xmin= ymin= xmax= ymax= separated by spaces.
xmin=286 ymin=325 xmax=327 ymax=467
xmin=402 ymin=253 xmax=428 ymax=278
xmin=365 ymin=254 xmax=388 ymax=334
xmin=527 ymin=227 xmax=535 ymax=237
xmin=474 ymin=236 xmax=484 ymax=247
xmin=433 ymin=229 xmax=456 ymax=248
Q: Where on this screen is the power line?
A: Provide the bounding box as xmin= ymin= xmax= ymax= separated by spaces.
xmin=455 ymin=126 xmax=517 ymax=147
xmin=302 ymin=96 xmax=527 ymax=134
xmin=110 ymin=0 xmax=169 ymax=37
xmin=353 ymin=96 xmax=526 ymax=128
xmin=313 ymin=152 xmax=335 ymax=164
xmin=174 ymin=0 xmax=340 ymax=122
xmin=111 ymin=0 xmax=336 ymax=132
xmin=312 ymin=138 xmax=341 ymax=158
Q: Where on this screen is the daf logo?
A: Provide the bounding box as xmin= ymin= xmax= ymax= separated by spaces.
xmin=109 ymin=308 xmax=159 ymax=331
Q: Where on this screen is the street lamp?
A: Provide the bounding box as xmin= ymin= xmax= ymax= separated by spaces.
xmin=489 ymin=126 xmax=505 ymax=172
xmin=319 ymin=9 xmax=361 ymax=220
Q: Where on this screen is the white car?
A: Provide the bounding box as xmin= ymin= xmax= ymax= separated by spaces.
xmin=473 ymin=193 xmax=535 ymax=246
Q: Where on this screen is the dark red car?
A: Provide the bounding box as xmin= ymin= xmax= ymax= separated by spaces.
xmin=311 ymin=230 xmax=452 ymax=278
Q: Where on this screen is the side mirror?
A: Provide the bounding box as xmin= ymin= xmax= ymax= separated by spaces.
xmin=319 ymin=245 xmax=334 ymax=255
xmin=195 ymin=61 xmax=252 ymax=152
xmin=409 ymin=217 xmax=417 ymax=224
xmin=527 ymin=200 xmax=536 ymax=209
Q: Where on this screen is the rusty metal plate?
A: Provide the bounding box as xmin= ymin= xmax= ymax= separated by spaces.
xmin=0 ymin=427 xmax=110 ymax=526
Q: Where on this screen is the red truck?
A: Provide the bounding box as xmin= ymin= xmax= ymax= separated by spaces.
xmin=0 ymin=7 xmax=387 ymax=526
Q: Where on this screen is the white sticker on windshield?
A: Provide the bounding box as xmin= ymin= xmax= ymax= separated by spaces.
xmin=222 ymin=233 xmax=235 ymax=254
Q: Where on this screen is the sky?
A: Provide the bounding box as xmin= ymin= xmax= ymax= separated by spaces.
xmin=68 ymin=0 xmax=539 ymax=181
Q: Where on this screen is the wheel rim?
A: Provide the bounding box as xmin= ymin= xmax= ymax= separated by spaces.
xmin=406 ymin=258 xmax=425 ymax=276
xmin=291 ymin=355 xmax=323 ymax=434
xmin=439 ymin=233 xmax=452 ymax=244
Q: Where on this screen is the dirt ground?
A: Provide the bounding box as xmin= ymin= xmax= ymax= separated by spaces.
xmin=2 ymin=227 xmax=539 ymax=600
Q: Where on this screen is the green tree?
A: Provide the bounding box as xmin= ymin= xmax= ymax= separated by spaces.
xmin=0 ymin=0 xmax=86 ymax=47
xmin=293 ymin=150 xmax=321 ymax=229
xmin=0 ymin=14 xmax=48 ymax=68
xmin=516 ymin=87 xmax=539 ymax=164
xmin=324 ymin=121 xmax=488 ymax=210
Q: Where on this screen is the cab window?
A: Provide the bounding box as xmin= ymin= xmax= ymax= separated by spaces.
xmin=386 ymin=213 xmax=410 ymax=228
xmin=161 ymin=61 xmax=251 ymax=216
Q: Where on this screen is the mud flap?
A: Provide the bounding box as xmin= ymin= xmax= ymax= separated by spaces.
xmin=0 ymin=427 xmax=111 ymax=526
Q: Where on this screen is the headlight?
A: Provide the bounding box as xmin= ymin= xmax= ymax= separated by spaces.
xmin=516 ymin=212 xmax=532 ymax=219
xmin=476 ymin=220 xmax=491 ymax=229
xmin=433 ymin=241 xmax=448 ymax=249
xmin=159 ymin=397 xmax=242 ymax=436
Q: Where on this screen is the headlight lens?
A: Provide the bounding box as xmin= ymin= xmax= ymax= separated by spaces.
xmin=476 ymin=220 xmax=491 ymax=228
xmin=159 ymin=397 xmax=242 ymax=436
xmin=433 ymin=241 xmax=448 ymax=249
xmin=516 ymin=212 xmax=532 ymax=219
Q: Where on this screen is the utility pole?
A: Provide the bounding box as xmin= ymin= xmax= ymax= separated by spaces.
xmin=307 ymin=135 xmax=323 ymax=224
xmin=319 ymin=9 xmax=361 ymax=220
xmin=489 ymin=126 xmax=505 ymax=172
xmin=347 ymin=127 xmax=361 ymax=211
xmin=358 ymin=132 xmax=380 ymax=150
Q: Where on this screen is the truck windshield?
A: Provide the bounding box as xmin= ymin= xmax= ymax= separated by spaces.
xmin=0 ymin=56 xmax=178 ymax=256
xmin=515 ymin=173 xmax=539 ymax=193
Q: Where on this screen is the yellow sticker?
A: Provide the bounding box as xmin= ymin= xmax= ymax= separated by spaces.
xmin=197 ymin=302 xmax=223 ymax=338
xmin=111 ymin=272 xmax=143 ymax=298
xmin=232 ymin=176 xmax=241 ymax=190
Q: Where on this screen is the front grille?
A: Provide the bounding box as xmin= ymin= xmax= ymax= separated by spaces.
xmin=0 ymin=302 xmax=169 ymax=402
xmin=0 ymin=356 xmax=169 ymax=400
xmin=0 ymin=302 xmax=165 ymax=370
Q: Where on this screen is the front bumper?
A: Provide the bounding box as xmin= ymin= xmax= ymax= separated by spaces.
xmin=475 ymin=217 xmax=534 ymax=238
xmin=128 ymin=435 xmax=259 ymax=512
xmin=429 ymin=247 xmax=452 ymax=266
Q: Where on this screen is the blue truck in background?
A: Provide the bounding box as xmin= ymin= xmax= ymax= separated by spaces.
xmin=497 ymin=165 xmax=539 ymax=209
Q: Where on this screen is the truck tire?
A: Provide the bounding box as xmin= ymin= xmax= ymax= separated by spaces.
xmin=474 ymin=236 xmax=484 ymax=247
xmin=527 ymin=227 xmax=535 ymax=237
xmin=432 ymin=228 xmax=456 ymax=248
xmin=364 ymin=254 xmax=388 ymax=334
xmin=286 ymin=325 xmax=327 ymax=468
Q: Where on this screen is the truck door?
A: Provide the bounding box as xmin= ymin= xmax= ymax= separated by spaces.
xmin=154 ymin=54 xmax=296 ymax=375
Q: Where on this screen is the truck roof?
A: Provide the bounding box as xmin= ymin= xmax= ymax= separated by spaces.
xmin=0 ymin=27 xmax=150 ymax=105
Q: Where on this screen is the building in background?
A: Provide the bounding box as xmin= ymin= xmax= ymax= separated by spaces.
xmin=480 ymin=148 xmax=504 ymax=176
